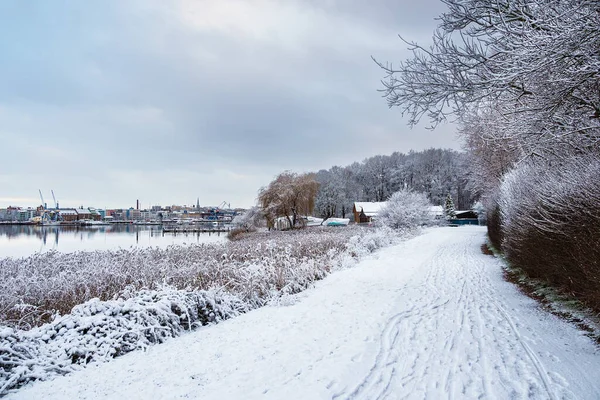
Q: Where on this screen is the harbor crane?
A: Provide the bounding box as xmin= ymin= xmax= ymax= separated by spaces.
xmin=38 ymin=189 xmax=47 ymax=210
xmin=51 ymin=190 xmax=58 ymax=209
xmin=218 ymin=201 xmax=231 ymax=209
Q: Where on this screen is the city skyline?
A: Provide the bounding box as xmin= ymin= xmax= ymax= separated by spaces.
xmin=1 ymin=198 xmax=239 ymax=211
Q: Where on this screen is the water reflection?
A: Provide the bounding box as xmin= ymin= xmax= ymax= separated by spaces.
xmin=0 ymin=224 xmax=227 ymax=258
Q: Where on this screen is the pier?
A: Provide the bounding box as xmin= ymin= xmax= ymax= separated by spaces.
xmin=162 ymin=226 xmax=231 ymax=233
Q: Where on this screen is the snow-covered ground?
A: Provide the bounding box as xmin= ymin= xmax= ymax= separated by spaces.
xmin=8 ymin=226 xmax=600 ymax=399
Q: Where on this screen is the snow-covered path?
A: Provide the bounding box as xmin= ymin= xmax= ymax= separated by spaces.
xmin=9 ymin=227 xmax=600 ymax=399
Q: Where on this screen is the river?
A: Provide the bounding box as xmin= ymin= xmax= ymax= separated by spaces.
xmin=0 ymin=224 xmax=227 ymax=259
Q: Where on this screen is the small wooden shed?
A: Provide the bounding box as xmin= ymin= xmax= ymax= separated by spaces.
xmin=352 ymin=202 xmax=388 ymax=223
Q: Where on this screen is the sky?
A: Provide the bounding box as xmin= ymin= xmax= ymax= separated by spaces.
xmin=0 ymin=0 xmax=461 ymax=210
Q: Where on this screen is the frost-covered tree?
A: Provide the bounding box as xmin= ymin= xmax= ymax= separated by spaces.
xmin=444 ymin=194 xmax=456 ymax=220
xmin=258 ymin=171 xmax=319 ymax=229
xmin=232 ymin=206 xmax=263 ymax=232
xmin=310 ymin=149 xmax=474 ymax=214
xmin=376 ymin=0 xmax=600 ymax=156
xmin=471 ymin=201 xmax=485 ymax=225
xmin=377 ymin=189 xmax=434 ymax=230
xmin=362 ymin=155 xmax=394 ymax=202
xmin=459 ymin=109 xmax=521 ymax=202
xmin=373 ymin=0 xmax=600 ymax=312
xmin=376 ymin=0 xmax=600 ymax=215
xmin=314 ymin=167 xmax=349 ymax=220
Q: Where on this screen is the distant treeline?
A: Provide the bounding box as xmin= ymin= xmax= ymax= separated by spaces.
xmin=311 ymin=148 xmax=474 ymax=219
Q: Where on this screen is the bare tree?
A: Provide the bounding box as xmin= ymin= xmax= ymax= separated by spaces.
xmin=376 ymin=0 xmax=600 ymax=156
xmin=258 ymin=171 xmax=320 ymax=230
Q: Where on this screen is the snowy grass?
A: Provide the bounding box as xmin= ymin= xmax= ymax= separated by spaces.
xmin=0 ymin=225 xmax=405 ymax=394
xmin=0 ymin=227 xmax=361 ymax=329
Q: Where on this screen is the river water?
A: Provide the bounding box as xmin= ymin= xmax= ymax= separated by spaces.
xmin=0 ymin=225 xmax=227 ymax=259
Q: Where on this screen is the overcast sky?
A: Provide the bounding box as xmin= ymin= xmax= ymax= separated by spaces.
xmin=0 ymin=0 xmax=460 ymax=210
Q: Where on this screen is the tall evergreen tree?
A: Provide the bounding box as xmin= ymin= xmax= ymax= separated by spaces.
xmin=444 ymin=194 xmax=456 ymax=220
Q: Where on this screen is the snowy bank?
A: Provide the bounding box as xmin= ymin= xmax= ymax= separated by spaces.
xmin=1 ymin=226 xmax=406 ymax=395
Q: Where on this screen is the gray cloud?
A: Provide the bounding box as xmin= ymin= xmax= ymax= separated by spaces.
xmin=0 ymin=0 xmax=461 ymax=209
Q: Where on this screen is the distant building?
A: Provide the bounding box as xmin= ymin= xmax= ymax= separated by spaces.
xmin=59 ymin=209 xmax=78 ymax=222
xmin=3 ymin=207 xmax=20 ymax=221
xmin=17 ymin=209 xmax=30 ymax=222
xmin=76 ymin=208 xmax=93 ymax=220
xmin=353 ymin=202 xmax=388 ymax=223
xmin=449 ymin=210 xmax=479 ymax=225
xmin=130 ymin=209 xmax=142 ymax=221
xmin=112 ymin=210 xmax=126 ymax=221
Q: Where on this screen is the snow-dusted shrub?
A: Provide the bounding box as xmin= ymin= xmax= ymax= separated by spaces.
xmin=472 ymin=201 xmax=486 ymax=225
xmin=0 ymin=229 xmax=351 ymax=329
xmin=230 ymin=207 xmax=264 ymax=237
xmin=0 ymin=225 xmax=407 ymax=394
xmin=499 ymin=154 xmax=600 ymax=310
xmin=377 ymin=189 xmax=434 ymax=230
xmin=0 ymin=286 xmax=248 ymax=394
xmin=485 ymin=191 xmax=503 ymax=251
xmin=345 ymin=225 xmax=399 ymax=259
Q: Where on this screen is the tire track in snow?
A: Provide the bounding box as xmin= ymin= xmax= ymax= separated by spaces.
xmin=344 ymin=228 xmax=571 ymax=400
xmin=458 ymin=230 xmax=564 ymax=400
xmin=493 ymin=300 xmax=558 ymax=400
xmin=465 ymin=247 xmax=560 ymax=400
xmin=345 ymin=244 xmax=454 ymax=400
xmin=346 ymin=298 xmax=450 ymax=400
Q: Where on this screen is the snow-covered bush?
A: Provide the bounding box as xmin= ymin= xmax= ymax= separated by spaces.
xmin=471 ymin=201 xmax=486 ymax=225
xmin=231 ymin=206 xmax=264 ymax=231
xmin=0 ymin=225 xmax=408 ymax=394
xmin=0 ymin=229 xmax=351 ymax=329
xmin=498 ymin=154 xmax=600 ymax=310
xmin=229 ymin=207 xmax=265 ymax=240
xmin=0 ymin=286 xmax=248 ymax=394
xmin=377 ymin=189 xmax=434 ymax=230
xmin=345 ymin=225 xmax=399 ymax=259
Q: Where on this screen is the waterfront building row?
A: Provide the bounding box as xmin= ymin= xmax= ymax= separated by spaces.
xmin=0 ymin=205 xmax=241 ymax=224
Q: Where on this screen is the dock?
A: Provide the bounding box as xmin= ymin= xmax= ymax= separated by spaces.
xmin=162 ymin=226 xmax=231 ymax=233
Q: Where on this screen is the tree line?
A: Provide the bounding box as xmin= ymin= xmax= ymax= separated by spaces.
xmin=255 ymin=148 xmax=474 ymax=230
xmin=312 ymin=148 xmax=473 ymax=219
